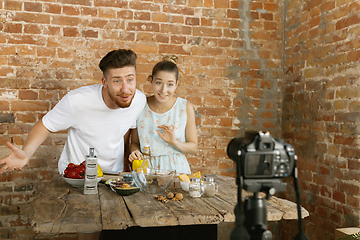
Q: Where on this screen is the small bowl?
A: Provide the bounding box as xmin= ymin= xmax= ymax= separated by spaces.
xmin=115 ymin=186 xmax=140 ymax=196
xmin=62 ymin=175 xmax=103 ymax=188
xmin=180 ymin=181 xmax=189 ymax=192
xmin=108 ymin=178 xmax=139 ymax=196
xmin=123 ymin=174 xmax=133 ymax=182
xmin=132 ymin=168 xmax=176 ymax=194
xmin=108 ymin=178 xmax=132 ymax=191
xmin=105 ymin=178 xmax=123 ymax=188
xmin=105 ymin=178 xmax=134 ymax=187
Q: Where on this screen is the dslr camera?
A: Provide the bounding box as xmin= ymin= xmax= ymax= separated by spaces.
xmin=227 ymin=131 xmax=295 ymax=193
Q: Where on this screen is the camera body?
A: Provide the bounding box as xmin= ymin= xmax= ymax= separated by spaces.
xmin=227 ymin=131 xmax=295 ymax=193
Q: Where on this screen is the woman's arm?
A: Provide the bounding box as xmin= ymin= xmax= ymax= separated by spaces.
xmin=157 ymin=101 xmax=198 ymax=154
xmin=128 ymin=128 xmax=142 ymax=162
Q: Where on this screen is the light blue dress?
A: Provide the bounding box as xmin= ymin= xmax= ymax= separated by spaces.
xmin=136 ymin=97 xmax=191 ymax=174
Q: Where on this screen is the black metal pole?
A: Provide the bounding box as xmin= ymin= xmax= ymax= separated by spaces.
xmin=230 ymin=154 xmax=250 ymax=240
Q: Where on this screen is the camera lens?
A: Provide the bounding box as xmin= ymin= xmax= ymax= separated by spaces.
xmin=227 ymin=137 xmax=244 ymax=161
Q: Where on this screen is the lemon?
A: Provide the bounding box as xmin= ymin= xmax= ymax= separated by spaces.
xmin=189 ymin=171 xmax=201 ymax=179
xmin=179 ymin=173 xmax=190 ymax=183
xmin=97 ymin=164 xmax=103 ymax=177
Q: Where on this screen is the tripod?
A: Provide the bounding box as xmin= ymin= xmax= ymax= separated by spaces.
xmin=230 ymin=173 xmax=309 ymax=240
xmin=231 ymin=182 xmax=273 ymax=240
xmin=244 ymin=192 xmax=273 ymax=240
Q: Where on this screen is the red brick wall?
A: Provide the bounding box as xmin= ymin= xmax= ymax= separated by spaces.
xmin=282 ymin=0 xmax=360 ymax=239
xmin=0 ymin=0 xmax=339 ymax=239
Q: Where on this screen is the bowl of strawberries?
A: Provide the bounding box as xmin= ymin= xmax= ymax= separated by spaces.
xmin=62 ymin=161 xmax=103 ymax=187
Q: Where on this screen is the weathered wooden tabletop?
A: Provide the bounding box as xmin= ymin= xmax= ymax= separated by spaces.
xmin=32 ymin=174 xmax=309 ymax=234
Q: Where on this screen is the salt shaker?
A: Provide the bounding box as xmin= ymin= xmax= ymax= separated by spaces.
xmin=203 ymin=177 xmax=218 ymax=197
xmin=189 ymin=178 xmax=202 ymax=198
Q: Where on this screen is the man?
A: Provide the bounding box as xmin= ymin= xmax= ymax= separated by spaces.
xmin=0 ymin=49 xmax=146 ymax=175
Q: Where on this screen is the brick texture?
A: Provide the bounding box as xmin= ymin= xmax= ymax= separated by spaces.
xmin=0 ymin=0 xmax=278 ymax=238
xmin=0 ymin=0 xmax=357 ymax=239
xmin=282 ymin=0 xmax=360 ymax=239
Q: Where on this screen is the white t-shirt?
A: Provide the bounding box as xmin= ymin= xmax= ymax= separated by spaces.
xmin=42 ymin=84 xmax=146 ymax=174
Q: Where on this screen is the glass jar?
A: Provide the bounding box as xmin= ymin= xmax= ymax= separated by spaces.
xmin=203 ymin=177 xmax=218 ymax=197
xmin=189 ymin=178 xmax=202 ymax=198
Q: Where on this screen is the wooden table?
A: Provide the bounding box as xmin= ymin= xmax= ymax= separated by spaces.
xmin=32 ymin=174 xmax=309 ymax=239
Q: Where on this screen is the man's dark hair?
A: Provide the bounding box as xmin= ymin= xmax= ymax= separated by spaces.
xmin=99 ymin=49 xmax=137 ymax=74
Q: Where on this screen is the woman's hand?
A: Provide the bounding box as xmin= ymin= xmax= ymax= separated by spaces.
xmin=0 ymin=142 xmax=29 ymax=174
xmin=155 ymin=102 xmax=198 ymax=155
xmin=156 ymin=124 xmax=176 ymax=145
xmin=129 ymin=150 xmax=142 ymax=162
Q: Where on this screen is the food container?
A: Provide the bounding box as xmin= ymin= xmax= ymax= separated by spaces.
xmin=107 ymin=178 xmax=140 ymax=196
xmin=203 ymin=177 xmax=218 ymax=197
xmin=169 ymin=177 xmax=181 ymax=189
xmin=132 ymin=168 xmax=176 ymax=194
xmin=189 ymin=178 xmax=202 ymax=198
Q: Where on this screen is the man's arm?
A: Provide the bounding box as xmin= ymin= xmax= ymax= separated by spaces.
xmin=0 ymin=120 xmax=51 ymax=174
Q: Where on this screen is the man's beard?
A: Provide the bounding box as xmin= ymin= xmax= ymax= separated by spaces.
xmin=109 ymin=91 xmax=134 ymax=108
xmin=116 ymin=95 xmax=134 ymax=108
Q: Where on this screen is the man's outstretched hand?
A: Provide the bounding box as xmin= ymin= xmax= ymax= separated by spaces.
xmin=0 ymin=142 xmax=29 ymax=174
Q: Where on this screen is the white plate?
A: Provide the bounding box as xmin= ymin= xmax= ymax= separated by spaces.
xmin=62 ymin=175 xmax=103 ymax=188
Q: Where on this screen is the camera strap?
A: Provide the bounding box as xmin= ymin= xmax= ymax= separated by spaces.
xmin=292 ymin=156 xmax=309 ymax=240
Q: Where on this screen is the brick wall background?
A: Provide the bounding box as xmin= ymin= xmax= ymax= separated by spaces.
xmin=0 ymin=0 xmax=358 ymax=239
xmin=281 ymin=0 xmax=360 ymax=239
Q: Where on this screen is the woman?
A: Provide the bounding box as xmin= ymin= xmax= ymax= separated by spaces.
xmin=129 ymin=55 xmax=197 ymax=174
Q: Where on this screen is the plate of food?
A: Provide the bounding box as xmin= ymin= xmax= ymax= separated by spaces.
xmin=106 ymin=178 xmax=140 ymax=196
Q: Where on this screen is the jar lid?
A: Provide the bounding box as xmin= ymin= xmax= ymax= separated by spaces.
xmin=204 ymin=177 xmax=215 ymax=182
xmin=190 ymin=178 xmax=200 ymax=183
